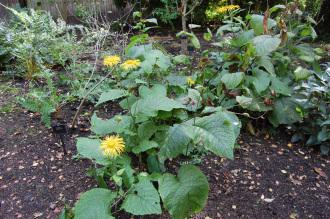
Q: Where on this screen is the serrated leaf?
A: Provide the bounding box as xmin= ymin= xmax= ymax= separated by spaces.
xmin=270 ymin=77 xmax=291 ymax=96
xmin=221 ymin=72 xmax=244 ymax=89
xmin=252 ymin=69 xmax=270 ymax=93
xmin=231 ymin=29 xmax=255 ymax=47
xmin=236 ymin=95 xmax=272 ymax=112
xmin=137 ymin=121 xmax=158 ymax=140
xmin=74 ymin=188 xmax=117 ymax=219
xmin=250 ymin=14 xmax=277 ymax=35
xmin=121 ymin=179 xmax=162 ymax=215
xmin=158 ymin=165 xmax=209 ymax=219
xmin=269 ymin=97 xmax=303 ymax=127
xmin=76 ymin=138 xmax=110 ymax=166
xmin=236 ymin=96 xmax=253 ymax=108
xmin=160 ymin=111 xmax=241 ymax=159
xmin=91 ymin=114 xmax=132 ymax=136
xmin=256 ymin=56 xmax=275 ymax=75
xmin=179 ymin=89 xmax=202 ymax=112
xmin=132 ymin=140 xmax=159 ymax=154
xmin=96 ymin=89 xmax=128 ymax=106
xmin=131 ymin=85 xmax=185 ymax=118
xmin=252 ymin=35 xmax=281 ymax=56
xmin=140 ymin=49 xmax=171 ymax=73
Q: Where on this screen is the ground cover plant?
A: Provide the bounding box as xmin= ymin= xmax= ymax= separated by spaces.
xmin=0 ymin=1 xmax=329 ymax=219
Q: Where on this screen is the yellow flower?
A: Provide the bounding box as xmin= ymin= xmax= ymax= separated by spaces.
xmin=103 ymin=55 xmax=121 ymax=67
xmin=100 ymin=135 xmax=125 ymax=158
xmin=121 ymin=59 xmax=141 ymax=71
xmin=216 ymin=5 xmax=240 ymax=14
xmin=187 ymin=77 xmax=196 ymax=86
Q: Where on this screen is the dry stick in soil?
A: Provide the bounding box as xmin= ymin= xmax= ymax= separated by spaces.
xmin=71 ymin=68 xmax=115 ymax=128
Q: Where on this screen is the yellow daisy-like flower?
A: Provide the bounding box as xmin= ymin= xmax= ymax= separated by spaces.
xmin=103 ymin=55 xmax=121 ymax=67
xmin=216 ymin=5 xmax=240 ymax=14
xmin=100 ymin=135 xmax=125 ymax=158
xmin=187 ymin=77 xmax=196 ymax=86
xmin=121 ymin=59 xmax=141 ymax=71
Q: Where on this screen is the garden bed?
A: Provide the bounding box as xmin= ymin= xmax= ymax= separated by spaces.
xmin=1 ymin=80 xmax=329 ymax=219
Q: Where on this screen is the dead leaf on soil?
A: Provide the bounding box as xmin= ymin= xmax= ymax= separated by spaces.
xmin=33 ymin=212 xmax=43 ymax=218
xmin=261 ymin=194 xmax=275 ymax=203
xmin=289 ymin=212 xmax=298 ymax=219
xmin=314 ymin=167 xmax=328 ymax=178
xmin=289 ymin=174 xmax=302 ymax=185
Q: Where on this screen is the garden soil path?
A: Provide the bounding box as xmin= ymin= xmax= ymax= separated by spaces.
xmin=0 ymin=80 xmax=329 ymax=219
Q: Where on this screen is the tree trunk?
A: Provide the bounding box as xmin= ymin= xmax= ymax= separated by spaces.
xmin=181 ymin=0 xmax=188 ymax=54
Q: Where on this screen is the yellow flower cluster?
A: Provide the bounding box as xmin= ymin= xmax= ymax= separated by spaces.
xmin=100 ymin=135 xmax=125 ymax=158
xmin=187 ymin=77 xmax=196 ymax=86
xmin=121 ymin=59 xmax=141 ymax=71
xmin=103 ymin=55 xmax=142 ymax=71
xmin=103 ymin=55 xmax=121 ymax=67
xmin=216 ymin=4 xmax=240 ymax=14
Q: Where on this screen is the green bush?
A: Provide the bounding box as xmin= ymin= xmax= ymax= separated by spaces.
xmin=0 ymin=6 xmax=85 ymax=79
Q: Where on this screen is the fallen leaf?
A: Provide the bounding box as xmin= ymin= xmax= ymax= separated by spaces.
xmin=289 ymin=175 xmax=302 ymax=185
xmin=261 ymin=194 xmax=275 ymax=203
xmin=314 ymin=167 xmax=328 ymax=178
xmin=289 ymin=212 xmax=298 ymax=219
xmin=33 ymin=212 xmax=43 ymax=218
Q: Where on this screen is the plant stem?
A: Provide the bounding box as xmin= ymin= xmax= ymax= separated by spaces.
xmin=71 ymin=68 xmax=115 ymax=128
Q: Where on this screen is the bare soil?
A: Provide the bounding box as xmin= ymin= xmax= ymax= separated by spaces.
xmin=0 ymin=80 xmax=329 ymax=219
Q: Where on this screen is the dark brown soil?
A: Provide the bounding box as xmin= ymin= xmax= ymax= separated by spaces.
xmin=0 ymin=80 xmax=329 ymax=219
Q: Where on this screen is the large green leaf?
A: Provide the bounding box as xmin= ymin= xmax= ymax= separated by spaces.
xmin=137 ymin=121 xmax=158 ymax=140
xmin=76 ymin=138 xmax=110 ymax=166
xmin=131 ymin=85 xmax=185 ymax=119
xmin=179 ymin=89 xmax=202 ymax=112
xmin=74 ymin=188 xmax=117 ymax=219
xmin=294 ymin=66 xmax=312 ymax=81
xmin=158 ymin=165 xmax=209 ymax=219
xmin=231 ymin=29 xmax=255 ymax=47
xmin=126 ymin=44 xmax=153 ymax=58
xmin=250 ymin=14 xmax=277 ymax=35
xmin=160 ymin=111 xmax=241 ymax=159
xmin=91 ymin=114 xmax=132 ymax=136
xmin=221 ymin=72 xmax=244 ymax=89
xmin=252 ymin=69 xmax=270 ymax=93
xmin=256 ymin=56 xmax=275 ymax=75
xmin=270 ymin=76 xmax=291 ymax=96
xmin=121 ymin=179 xmax=162 ymax=215
xmin=96 ymin=89 xmax=128 ymax=106
xmin=140 ymin=49 xmax=171 ymax=73
xmin=236 ymin=95 xmax=272 ymax=112
xmin=132 ymin=140 xmax=159 ymax=154
xmin=269 ymin=97 xmax=303 ymax=127
xmin=252 ymin=35 xmax=281 ymax=56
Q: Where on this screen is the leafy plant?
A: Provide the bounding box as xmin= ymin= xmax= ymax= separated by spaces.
xmin=18 ymin=70 xmax=70 ymax=127
xmin=290 ymin=66 xmax=330 ymax=154
xmin=67 ymin=38 xmax=242 ymax=218
xmin=0 ymin=5 xmax=84 ymax=79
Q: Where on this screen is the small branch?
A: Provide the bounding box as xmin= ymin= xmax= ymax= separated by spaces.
xmin=71 ymin=68 xmax=115 ymax=128
xmin=184 ymin=0 xmax=203 ymax=16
